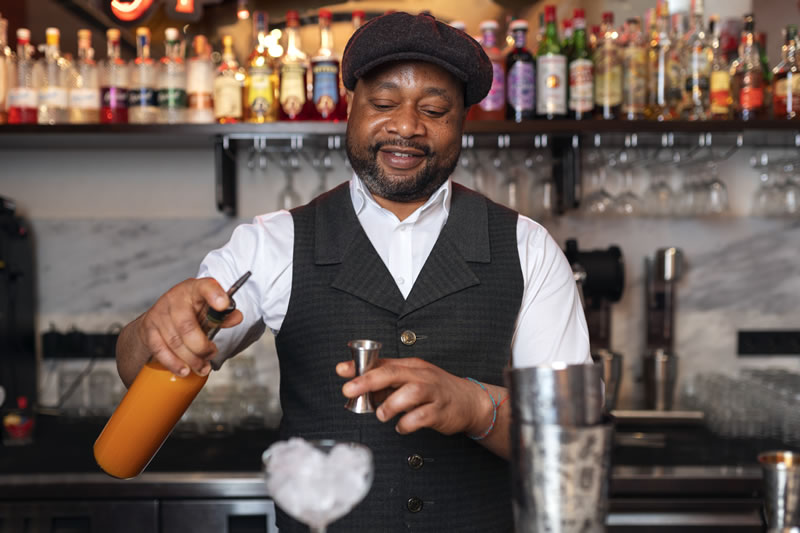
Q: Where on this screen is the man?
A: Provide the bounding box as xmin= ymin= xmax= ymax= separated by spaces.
xmin=116 ymin=12 xmax=590 ymax=532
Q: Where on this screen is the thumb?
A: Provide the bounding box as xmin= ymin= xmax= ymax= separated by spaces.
xmin=193 ymin=277 xmax=230 ymax=312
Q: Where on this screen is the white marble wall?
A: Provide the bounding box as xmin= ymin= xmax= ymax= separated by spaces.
xmin=3 ymin=143 xmax=800 ymax=410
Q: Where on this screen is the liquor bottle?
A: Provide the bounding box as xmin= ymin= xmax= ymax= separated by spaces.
xmin=279 ymin=10 xmax=314 ymax=121
xmin=129 ymin=27 xmax=158 ymax=124
xmin=537 ymin=5 xmax=567 ymax=119
xmin=589 ymin=25 xmax=601 ymax=53
xmin=646 ymin=0 xmax=676 ymax=121
xmin=709 ymin=16 xmax=732 ymax=119
xmin=757 ymin=33 xmax=773 ymax=84
xmin=158 ymin=27 xmax=187 ymax=124
xmin=668 ymin=12 xmax=688 ymax=117
xmin=593 ymin=11 xmax=622 ymax=119
xmin=730 ymin=14 xmax=766 ymax=121
xmin=69 ymin=29 xmax=100 ymax=124
xmin=8 ymin=28 xmax=38 ymax=124
xmin=245 ymin=11 xmax=278 ymax=123
xmin=101 ymin=28 xmax=128 ymax=124
xmin=561 ymin=19 xmax=574 ymax=59
xmin=311 ymin=9 xmax=343 ymax=120
xmin=773 ymin=25 xmax=800 ymax=120
xmin=37 ymin=28 xmax=69 ymax=124
xmin=187 ymin=35 xmax=214 ymax=123
xmin=569 ymin=9 xmax=593 ymax=120
xmin=214 ymin=35 xmax=243 ymax=123
xmin=684 ymin=0 xmax=711 ymax=120
xmin=536 ymin=13 xmax=545 ymax=54
xmin=471 ymin=20 xmax=505 ymax=121
xmin=0 ymin=17 xmax=9 ymax=124
xmin=505 ymin=19 xmax=535 ymax=122
xmin=336 ymin=10 xmax=365 ymax=120
xmin=622 ymin=17 xmax=648 ymax=120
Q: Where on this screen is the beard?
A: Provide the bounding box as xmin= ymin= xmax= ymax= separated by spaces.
xmin=346 ymin=133 xmax=460 ymax=203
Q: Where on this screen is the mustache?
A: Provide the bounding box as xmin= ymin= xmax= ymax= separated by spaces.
xmin=371 ymin=139 xmax=432 ymax=157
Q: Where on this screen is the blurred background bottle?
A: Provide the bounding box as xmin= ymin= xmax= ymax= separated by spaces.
xmin=471 ymin=20 xmax=505 ymax=121
xmin=278 ymin=10 xmax=313 ymax=121
xmin=129 ymin=27 xmax=158 ymax=124
xmin=214 ymin=35 xmax=243 ymax=123
xmin=537 ymin=5 xmax=567 ymax=119
xmin=772 ymin=24 xmax=800 ymax=120
xmin=569 ymin=9 xmax=593 ymax=120
xmin=69 ymin=29 xmax=99 ymax=124
xmin=158 ymin=27 xmax=187 ymax=124
xmin=187 ymin=35 xmax=214 ymax=123
xmin=37 ymin=27 xmax=69 ymax=124
xmin=646 ymin=0 xmax=676 ymax=121
xmin=594 ymin=11 xmax=621 ymax=119
xmin=101 ymin=28 xmax=128 ymax=124
xmin=622 ymin=17 xmax=647 ymax=120
xmin=8 ymin=28 xmax=38 ymax=124
xmin=311 ymin=9 xmax=342 ymax=121
xmin=709 ymin=16 xmax=732 ymax=119
xmin=506 ymin=19 xmax=535 ymax=122
xmin=245 ymin=11 xmax=278 ymax=123
xmin=0 ymin=17 xmax=10 ymax=124
xmin=684 ymin=0 xmax=712 ymax=120
xmin=731 ymin=14 xmax=766 ymax=121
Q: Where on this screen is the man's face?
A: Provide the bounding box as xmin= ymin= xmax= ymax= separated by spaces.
xmin=345 ymin=61 xmax=467 ymax=203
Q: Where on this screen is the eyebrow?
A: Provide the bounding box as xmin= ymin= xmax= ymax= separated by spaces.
xmin=374 ymin=82 xmax=454 ymax=104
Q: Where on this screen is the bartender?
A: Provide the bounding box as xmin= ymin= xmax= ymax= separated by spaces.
xmin=116 ymin=11 xmax=590 ymax=533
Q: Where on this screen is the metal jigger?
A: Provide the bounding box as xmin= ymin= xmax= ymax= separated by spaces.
xmin=344 ymin=340 xmax=382 ymax=414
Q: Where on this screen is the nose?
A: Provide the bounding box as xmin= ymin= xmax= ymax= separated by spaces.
xmin=384 ymin=104 xmax=426 ymax=138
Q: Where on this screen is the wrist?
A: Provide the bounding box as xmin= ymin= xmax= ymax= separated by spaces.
xmin=464 ymin=377 xmax=497 ymax=440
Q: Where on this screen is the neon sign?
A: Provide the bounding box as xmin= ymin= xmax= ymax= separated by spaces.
xmin=102 ymin=0 xmax=220 ymax=24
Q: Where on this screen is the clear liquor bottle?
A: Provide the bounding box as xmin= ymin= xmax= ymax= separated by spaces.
xmin=471 ymin=20 xmax=505 ymax=121
xmin=622 ymin=17 xmax=648 ymax=120
xmin=0 ymin=16 xmax=10 ymax=124
xmin=101 ymin=28 xmax=128 ymax=124
xmin=772 ymin=25 xmax=800 ymax=120
xmin=730 ymin=15 xmax=766 ymax=121
xmin=311 ymin=9 xmax=343 ymax=121
xmin=561 ymin=19 xmax=574 ymax=59
xmin=8 ymin=28 xmax=38 ymax=124
xmin=569 ymin=10 xmax=593 ymax=120
xmin=129 ymin=27 xmax=158 ymax=124
xmin=709 ymin=16 xmax=732 ymax=120
xmin=245 ymin=11 xmax=278 ymax=123
xmin=537 ymin=5 xmax=567 ymax=119
xmin=158 ymin=27 xmax=187 ymax=124
xmin=668 ymin=13 xmax=689 ymax=116
xmin=69 ymin=29 xmax=100 ymax=124
xmin=593 ymin=11 xmax=622 ymax=119
xmin=214 ymin=35 xmax=243 ymax=123
xmin=646 ymin=0 xmax=676 ymax=121
xmin=684 ymin=0 xmax=712 ymax=120
xmin=506 ymin=19 xmax=535 ymax=122
xmin=278 ymin=10 xmax=314 ymax=121
xmin=187 ymin=35 xmax=214 ymax=123
xmin=37 ymin=27 xmax=69 ymax=124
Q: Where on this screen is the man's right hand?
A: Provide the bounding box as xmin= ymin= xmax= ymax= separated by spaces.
xmin=116 ymin=277 xmax=243 ymax=387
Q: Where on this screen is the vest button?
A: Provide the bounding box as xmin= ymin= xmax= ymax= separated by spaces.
xmin=400 ymin=330 xmax=417 ymax=346
xmin=407 ymin=496 xmax=424 ymax=513
xmin=407 ymin=453 xmax=424 ymax=470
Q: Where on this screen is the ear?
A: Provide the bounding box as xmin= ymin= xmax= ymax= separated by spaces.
xmin=346 ymin=90 xmax=355 ymax=119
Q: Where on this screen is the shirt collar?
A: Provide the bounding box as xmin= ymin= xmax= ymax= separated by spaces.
xmin=350 ymin=173 xmax=452 ymax=221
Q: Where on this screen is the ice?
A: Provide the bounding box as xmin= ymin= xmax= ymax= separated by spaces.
xmin=263 ymin=438 xmax=373 ymax=528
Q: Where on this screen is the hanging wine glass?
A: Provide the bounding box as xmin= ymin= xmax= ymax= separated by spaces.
xmin=703 ymin=162 xmax=729 ymax=216
xmin=580 ymin=146 xmax=614 ymax=216
xmin=311 ymin=149 xmax=334 ymax=199
xmin=278 ymin=152 xmax=303 ymax=210
xmin=526 ymin=148 xmax=554 ymax=221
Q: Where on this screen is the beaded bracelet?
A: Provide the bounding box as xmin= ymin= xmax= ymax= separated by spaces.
xmin=465 ymin=377 xmax=498 ymax=440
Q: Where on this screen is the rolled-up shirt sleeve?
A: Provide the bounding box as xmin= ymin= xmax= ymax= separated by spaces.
xmin=511 ymin=215 xmax=591 ymax=368
xmin=197 ymin=211 xmax=294 ymax=368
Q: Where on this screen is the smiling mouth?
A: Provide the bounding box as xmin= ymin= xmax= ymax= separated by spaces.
xmin=376 ymin=145 xmax=428 ymax=171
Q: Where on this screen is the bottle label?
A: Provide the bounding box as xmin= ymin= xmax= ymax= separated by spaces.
xmin=189 ymin=92 xmax=213 ymax=110
xmin=709 ymin=71 xmax=731 ymax=114
xmin=479 ymin=61 xmax=505 ymax=112
xmin=507 ymin=60 xmax=535 ymax=112
xmin=101 ymin=87 xmax=129 ymax=109
xmin=214 ymin=76 xmax=243 ymax=119
xmin=39 ymin=87 xmax=68 ymax=108
xmin=128 ymin=87 xmax=157 ymax=108
xmin=622 ymin=48 xmax=647 ymax=113
xmin=69 ymin=88 xmax=100 ymax=110
xmin=157 ymin=88 xmax=188 ymax=109
xmin=8 ymin=88 xmax=38 ymax=109
xmin=280 ymin=63 xmax=307 ymax=118
xmin=569 ymin=58 xmax=593 ymax=112
xmin=537 ymin=54 xmax=567 ymax=115
xmin=312 ymin=60 xmax=340 ymax=118
xmin=740 ymin=86 xmax=763 ymax=110
xmin=594 ymin=53 xmax=622 ymax=107
xmin=666 ymin=54 xmax=684 ymax=103
xmin=248 ymin=66 xmax=276 ymax=117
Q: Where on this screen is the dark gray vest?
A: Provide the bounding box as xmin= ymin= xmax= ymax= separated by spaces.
xmin=275 ymin=182 xmax=523 ymax=532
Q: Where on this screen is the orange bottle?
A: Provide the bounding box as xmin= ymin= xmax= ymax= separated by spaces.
xmin=93 ymin=271 xmax=251 ymax=479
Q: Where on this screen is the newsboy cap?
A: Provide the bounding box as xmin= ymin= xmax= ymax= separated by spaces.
xmin=342 ymin=12 xmax=493 ymax=107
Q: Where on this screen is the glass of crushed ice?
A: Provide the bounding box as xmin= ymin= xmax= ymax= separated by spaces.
xmin=262 ymin=437 xmax=374 ymax=533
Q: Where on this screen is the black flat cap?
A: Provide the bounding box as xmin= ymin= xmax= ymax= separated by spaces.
xmin=342 ymin=12 xmax=493 ymax=107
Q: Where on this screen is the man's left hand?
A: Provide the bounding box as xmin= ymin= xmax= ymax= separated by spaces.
xmin=336 ymin=357 xmax=492 ymax=436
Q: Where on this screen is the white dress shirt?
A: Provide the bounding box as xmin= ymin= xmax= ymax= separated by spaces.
xmin=198 ymin=176 xmax=591 ymax=369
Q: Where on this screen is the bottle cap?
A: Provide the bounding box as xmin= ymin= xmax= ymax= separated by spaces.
xmin=509 ymin=20 xmax=528 ymax=32
xmin=223 ymin=34 xmax=233 ymax=47
xmin=573 ymin=8 xmax=585 ymax=19
xmin=450 ymin=20 xmax=466 ymax=31
xmin=286 ymin=10 xmax=300 ymax=24
xmin=46 ymin=27 xmax=59 ymax=45
xmin=165 ymin=27 xmax=179 ymax=42
xmin=602 ymin=12 xmax=614 ymax=24
xmin=352 ymin=10 xmax=365 ymax=19
xmin=479 ymin=20 xmax=498 ymax=31
xmin=319 ymin=8 xmax=332 ymax=20
xmin=544 ymin=6 xmax=556 ymax=23
xmin=107 ymin=28 xmax=121 ymax=42
xmin=78 ymin=29 xmax=92 ymax=40
xmin=17 ymin=27 xmax=31 ymax=44
xmin=136 ymin=27 xmax=150 ymax=37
